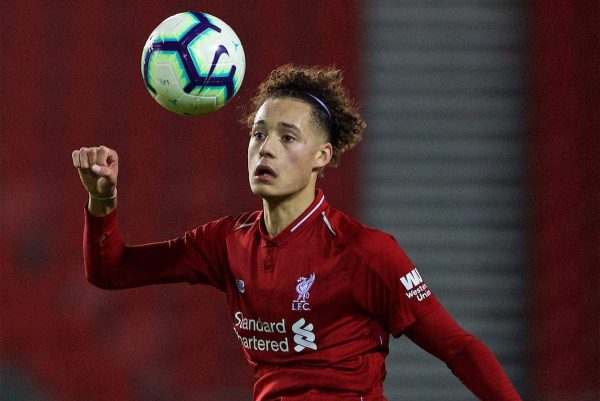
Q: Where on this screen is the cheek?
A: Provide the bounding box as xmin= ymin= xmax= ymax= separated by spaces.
xmin=248 ymin=140 xmax=258 ymax=158
xmin=288 ymin=148 xmax=316 ymax=173
xmin=247 ymin=143 xmax=256 ymax=170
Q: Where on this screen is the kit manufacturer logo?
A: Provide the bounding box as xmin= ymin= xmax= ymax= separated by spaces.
xmin=235 ymin=278 xmax=245 ymax=293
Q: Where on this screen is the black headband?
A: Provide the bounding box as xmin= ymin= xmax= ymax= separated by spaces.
xmin=305 ymin=93 xmax=333 ymax=122
xmin=304 ymin=93 xmax=335 ymax=143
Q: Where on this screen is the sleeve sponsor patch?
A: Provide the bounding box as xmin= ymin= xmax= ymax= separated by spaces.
xmin=400 ymin=268 xmax=432 ymax=302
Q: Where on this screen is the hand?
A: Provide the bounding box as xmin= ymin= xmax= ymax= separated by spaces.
xmin=72 ymin=146 xmax=118 ymax=198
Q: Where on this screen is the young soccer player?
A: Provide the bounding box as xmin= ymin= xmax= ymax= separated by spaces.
xmin=72 ymin=65 xmax=522 ymax=400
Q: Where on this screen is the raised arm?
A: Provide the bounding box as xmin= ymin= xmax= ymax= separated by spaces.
xmin=72 ymin=146 xmax=226 ymax=290
xmin=72 ymin=145 xmax=119 ymax=217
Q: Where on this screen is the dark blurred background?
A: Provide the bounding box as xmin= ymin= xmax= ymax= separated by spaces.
xmin=0 ymin=1 xmax=598 ymax=400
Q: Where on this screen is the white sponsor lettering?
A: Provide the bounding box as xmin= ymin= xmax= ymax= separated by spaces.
xmin=233 ymin=311 xmax=290 ymax=353
xmin=400 ymin=268 xmax=431 ymax=302
xmin=404 ymin=283 xmax=432 ymax=301
xmin=234 ymin=311 xmax=286 ymax=333
xmin=232 ymin=313 xmax=318 ymax=353
xmin=234 ymin=330 xmax=290 ymax=352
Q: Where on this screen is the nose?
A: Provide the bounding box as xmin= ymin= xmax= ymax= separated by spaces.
xmin=259 ymin=135 xmax=275 ymax=158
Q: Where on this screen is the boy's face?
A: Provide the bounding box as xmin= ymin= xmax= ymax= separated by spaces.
xmin=248 ymin=97 xmax=331 ymax=201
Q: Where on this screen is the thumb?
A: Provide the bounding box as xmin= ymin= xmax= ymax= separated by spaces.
xmin=91 ymin=164 xmax=111 ymax=177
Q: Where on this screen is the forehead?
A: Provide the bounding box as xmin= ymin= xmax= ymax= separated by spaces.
xmin=253 ymin=97 xmax=314 ymax=127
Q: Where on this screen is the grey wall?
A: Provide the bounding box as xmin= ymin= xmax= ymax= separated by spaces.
xmin=361 ymin=1 xmax=527 ymax=399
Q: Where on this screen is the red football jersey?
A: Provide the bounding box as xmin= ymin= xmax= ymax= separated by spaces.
xmin=84 ymin=189 xmax=441 ymax=400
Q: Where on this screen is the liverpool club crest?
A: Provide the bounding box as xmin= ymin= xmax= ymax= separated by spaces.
xmin=292 ymin=273 xmax=315 ymax=311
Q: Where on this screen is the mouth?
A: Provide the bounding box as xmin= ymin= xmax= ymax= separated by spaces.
xmin=253 ymin=164 xmax=277 ymax=180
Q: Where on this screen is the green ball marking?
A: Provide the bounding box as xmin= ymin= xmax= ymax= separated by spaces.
xmin=188 ymin=31 xmax=222 ymax=75
xmin=147 ymin=51 xmax=190 ymax=91
xmin=199 ymin=87 xmax=227 ymax=107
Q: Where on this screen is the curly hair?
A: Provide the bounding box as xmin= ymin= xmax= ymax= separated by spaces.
xmin=243 ymin=65 xmax=366 ymax=167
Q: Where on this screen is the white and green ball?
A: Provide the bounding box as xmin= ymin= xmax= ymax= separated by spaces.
xmin=141 ymin=12 xmax=245 ymax=116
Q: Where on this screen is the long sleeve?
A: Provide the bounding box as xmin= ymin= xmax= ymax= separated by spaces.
xmin=83 ymin=206 xmax=229 ymax=290
xmin=404 ymin=306 xmax=522 ymax=401
xmin=349 ymin=232 xmax=441 ymax=335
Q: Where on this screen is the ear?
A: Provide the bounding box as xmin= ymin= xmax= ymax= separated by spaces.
xmin=314 ymin=142 xmax=333 ymax=169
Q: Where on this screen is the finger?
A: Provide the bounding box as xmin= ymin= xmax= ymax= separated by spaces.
xmin=96 ymin=146 xmax=109 ymax=166
xmin=104 ymin=146 xmax=118 ymax=167
xmin=86 ymin=147 xmax=98 ymax=168
xmin=79 ymin=147 xmax=90 ymax=169
xmin=93 ymin=146 xmax=117 ymax=177
xmin=91 ymin=164 xmax=112 ymax=177
xmin=72 ymin=149 xmax=81 ymax=168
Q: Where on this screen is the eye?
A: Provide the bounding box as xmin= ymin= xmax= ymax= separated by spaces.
xmin=252 ymin=131 xmax=266 ymax=140
xmin=282 ymin=135 xmax=296 ymax=143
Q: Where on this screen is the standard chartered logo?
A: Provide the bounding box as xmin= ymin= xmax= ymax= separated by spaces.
xmin=234 ymin=311 xmax=289 ymax=352
xmin=233 ymin=312 xmax=317 ymax=353
xmin=292 ymin=318 xmax=317 ymax=352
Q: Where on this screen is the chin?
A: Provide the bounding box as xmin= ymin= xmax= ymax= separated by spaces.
xmin=250 ymin=182 xmax=278 ymax=198
xmin=250 ymin=182 xmax=298 ymax=202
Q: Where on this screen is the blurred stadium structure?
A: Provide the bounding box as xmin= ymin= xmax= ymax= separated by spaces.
xmin=1 ymin=1 xmax=598 ymax=401
xmin=363 ymin=1 xmax=527 ymax=399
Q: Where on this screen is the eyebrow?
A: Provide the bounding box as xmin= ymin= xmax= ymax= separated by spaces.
xmin=280 ymin=122 xmax=301 ymax=132
xmin=253 ymin=120 xmax=301 ymax=133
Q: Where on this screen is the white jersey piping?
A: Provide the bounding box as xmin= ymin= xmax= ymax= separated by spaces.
xmin=290 ymin=195 xmax=325 ymax=233
xmin=321 ymin=211 xmax=336 ymax=237
xmin=235 ymin=220 xmax=257 ymax=230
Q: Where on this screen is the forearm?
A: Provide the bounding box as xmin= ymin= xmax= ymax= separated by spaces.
xmin=83 ymin=207 xmax=194 ymax=289
xmin=84 ymin=205 xmax=128 ymax=289
xmin=405 ymin=306 xmax=521 ymax=401
xmin=447 ymin=338 xmax=521 ymax=401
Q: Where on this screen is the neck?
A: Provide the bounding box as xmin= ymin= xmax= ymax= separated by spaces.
xmin=262 ymin=184 xmax=317 ymax=237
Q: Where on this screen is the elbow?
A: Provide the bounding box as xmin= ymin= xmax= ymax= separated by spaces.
xmin=85 ymin=267 xmax=119 ymax=290
xmin=445 ymin=334 xmax=488 ymax=368
xmin=447 ymin=333 xmax=479 ymax=362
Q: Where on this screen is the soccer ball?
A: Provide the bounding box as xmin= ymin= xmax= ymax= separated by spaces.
xmin=141 ymin=12 xmax=246 ymax=116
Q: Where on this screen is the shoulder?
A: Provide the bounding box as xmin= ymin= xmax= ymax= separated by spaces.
xmin=328 ymin=207 xmax=402 ymax=256
xmin=328 ymin=207 xmax=414 ymax=275
xmin=191 ymin=211 xmax=261 ymax=237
